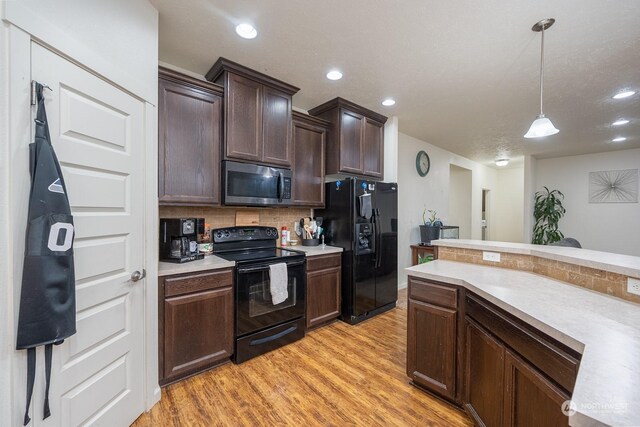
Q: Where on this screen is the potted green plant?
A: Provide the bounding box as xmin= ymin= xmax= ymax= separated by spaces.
xmin=532 ymin=187 xmax=566 ymax=244
xmin=420 ymin=209 xmax=442 ymax=244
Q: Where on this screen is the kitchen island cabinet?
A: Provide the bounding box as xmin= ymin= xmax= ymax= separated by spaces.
xmin=308 ymin=97 xmax=387 ymax=179
xmin=406 ymin=275 xmax=579 ymax=426
xmin=158 ymin=67 xmax=223 ymax=206
xmin=407 ymin=277 xmax=459 ymax=400
xmin=159 ymin=267 xmax=234 ymax=385
xmin=206 ymin=58 xmax=299 ymax=168
xmin=292 ymin=111 xmax=328 ymax=207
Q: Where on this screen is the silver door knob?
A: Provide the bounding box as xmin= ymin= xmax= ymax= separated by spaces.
xmin=131 ymin=269 xmax=146 ymax=282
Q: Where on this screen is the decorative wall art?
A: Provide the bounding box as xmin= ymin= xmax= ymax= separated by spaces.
xmin=588 ymin=169 xmax=638 ymax=203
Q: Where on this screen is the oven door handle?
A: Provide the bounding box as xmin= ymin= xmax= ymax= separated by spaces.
xmin=250 ymin=325 xmax=298 ymax=346
xmin=237 ymin=260 xmax=305 ymax=274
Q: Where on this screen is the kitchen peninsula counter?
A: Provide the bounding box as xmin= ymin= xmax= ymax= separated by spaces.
xmin=406 ymin=259 xmax=640 ymax=427
xmin=432 ymin=239 xmax=640 ymax=279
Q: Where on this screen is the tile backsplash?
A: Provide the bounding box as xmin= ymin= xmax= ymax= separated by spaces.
xmin=159 ymin=206 xmax=312 ymax=241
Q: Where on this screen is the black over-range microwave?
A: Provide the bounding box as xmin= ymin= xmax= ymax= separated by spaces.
xmin=223 ymin=161 xmax=292 ymax=206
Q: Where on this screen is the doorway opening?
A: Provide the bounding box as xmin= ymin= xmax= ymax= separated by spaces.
xmin=448 ymin=165 xmax=472 ymax=239
xmin=482 ymin=189 xmax=490 ymax=240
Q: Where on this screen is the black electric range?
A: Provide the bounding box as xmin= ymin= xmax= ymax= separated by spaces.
xmin=212 ymin=226 xmax=306 ymax=363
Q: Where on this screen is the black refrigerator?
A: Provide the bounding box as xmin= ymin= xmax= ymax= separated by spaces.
xmin=317 ymin=178 xmax=398 ymax=324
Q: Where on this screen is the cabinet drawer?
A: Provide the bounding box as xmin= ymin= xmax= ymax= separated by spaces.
xmin=409 ymin=277 xmax=457 ymax=309
xmin=306 ymin=253 xmax=341 ymax=272
xmin=164 ymin=268 xmax=233 ymax=297
xmin=465 ymin=294 xmax=580 ymax=393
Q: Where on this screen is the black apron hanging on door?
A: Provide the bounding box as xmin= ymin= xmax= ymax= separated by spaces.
xmin=16 ymin=83 xmax=76 ymax=426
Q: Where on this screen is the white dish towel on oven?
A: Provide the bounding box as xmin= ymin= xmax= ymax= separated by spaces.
xmin=269 ymin=263 xmax=288 ymax=305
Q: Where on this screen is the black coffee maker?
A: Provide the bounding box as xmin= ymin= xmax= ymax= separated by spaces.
xmin=160 ymin=218 xmax=205 ymax=263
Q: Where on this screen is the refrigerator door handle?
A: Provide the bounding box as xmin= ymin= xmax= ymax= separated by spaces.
xmin=374 ymin=209 xmax=382 ymax=268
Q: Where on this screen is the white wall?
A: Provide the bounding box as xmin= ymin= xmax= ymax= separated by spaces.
xmin=384 ymin=116 xmax=399 ymax=183
xmin=523 ymin=155 xmax=537 ymax=243
xmin=398 ymin=133 xmax=497 ymax=288
xmin=0 ymin=2 xmax=159 ymax=425
xmin=2 ymin=0 xmax=158 ymax=104
xmin=493 ymin=167 xmax=525 ymax=243
xmin=535 ymin=148 xmax=640 ymax=256
xmin=448 ymin=165 xmax=473 ymax=238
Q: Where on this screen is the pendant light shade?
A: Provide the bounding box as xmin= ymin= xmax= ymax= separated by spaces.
xmin=524 ymin=19 xmax=559 ymax=139
xmin=524 ymin=114 xmax=559 ymax=138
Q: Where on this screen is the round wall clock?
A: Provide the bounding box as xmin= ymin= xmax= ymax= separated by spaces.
xmin=416 ymin=150 xmax=431 ymax=177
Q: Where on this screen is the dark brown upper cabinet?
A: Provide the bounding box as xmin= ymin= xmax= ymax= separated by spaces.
xmin=308 ymin=97 xmax=387 ymax=179
xmin=291 ymin=112 xmax=328 ymax=207
xmin=158 ymin=67 xmax=223 ymax=206
xmin=206 ymin=58 xmax=299 ymax=168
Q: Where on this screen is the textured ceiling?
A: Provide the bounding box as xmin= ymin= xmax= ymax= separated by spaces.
xmin=149 ymin=0 xmax=640 ymax=167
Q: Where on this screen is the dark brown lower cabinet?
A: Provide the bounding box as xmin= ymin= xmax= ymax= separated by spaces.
xmin=503 ymin=350 xmax=569 ymax=427
xmin=407 ymin=276 xmax=579 ymax=427
xmin=159 ymin=269 xmax=234 ymax=385
xmin=464 ymin=319 xmax=505 ymax=427
xmin=407 ymin=299 xmax=457 ymax=400
xmin=306 ymin=254 xmax=341 ymax=330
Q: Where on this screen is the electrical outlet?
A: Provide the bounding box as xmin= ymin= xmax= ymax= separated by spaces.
xmin=628 ymin=278 xmax=640 ymax=296
xmin=482 ymin=251 xmax=501 ymax=262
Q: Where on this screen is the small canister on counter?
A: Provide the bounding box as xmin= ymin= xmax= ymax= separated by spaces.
xmin=281 ymin=226 xmax=289 ymax=246
xmin=198 ymin=223 xmax=213 ymax=254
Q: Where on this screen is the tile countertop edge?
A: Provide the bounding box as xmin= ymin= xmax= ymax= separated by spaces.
xmin=432 ymin=239 xmax=640 ymax=279
xmin=158 ymin=256 xmax=235 ymax=277
xmin=406 ymin=261 xmax=640 ymax=427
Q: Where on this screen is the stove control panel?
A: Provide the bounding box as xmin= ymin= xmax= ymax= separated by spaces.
xmin=212 ymin=226 xmax=278 ymax=243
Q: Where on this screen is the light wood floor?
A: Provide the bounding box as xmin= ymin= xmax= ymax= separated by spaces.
xmin=133 ymin=289 xmax=472 ymax=427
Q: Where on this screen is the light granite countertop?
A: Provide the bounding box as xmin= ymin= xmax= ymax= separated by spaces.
xmin=158 ymin=255 xmax=235 ymax=277
xmin=287 ymin=245 xmax=343 ymax=256
xmin=432 ymin=239 xmax=640 ymax=279
xmin=158 ymin=246 xmax=343 ymax=276
xmin=406 ymin=260 xmax=640 ymax=427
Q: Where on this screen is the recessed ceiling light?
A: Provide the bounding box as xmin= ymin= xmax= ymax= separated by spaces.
xmin=611 ymin=137 xmax=627 ymax=143
xmin=613 ymin=90 xmax=636 ymax=99
xmin=382 ymin=99 xmax=396 ymax=106
xmin=612 ymin=119 xmax=630 ymax=126
xmin=495 ymin=159 xmax=510 ymax=167
xmin=235 ymin=23 xmax=257 ymax=39
xmin=326 ymin=70 xmax=343 ymax=80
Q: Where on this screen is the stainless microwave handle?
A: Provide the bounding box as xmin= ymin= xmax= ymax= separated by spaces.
xmin=277 ymin=171 xmax=284 ymax=202
xmin=237 ymin=260 xmax=305 ymax=274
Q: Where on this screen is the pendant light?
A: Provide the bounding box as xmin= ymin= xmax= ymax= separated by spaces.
xmin=524 ymin=19 xmax=559 ymax=138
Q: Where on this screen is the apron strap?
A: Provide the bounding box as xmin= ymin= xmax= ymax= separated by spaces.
xmin=24 ymin=347 xmax=36 ymax=426
xmin=44 ymin=344 xmax=53 ymax=419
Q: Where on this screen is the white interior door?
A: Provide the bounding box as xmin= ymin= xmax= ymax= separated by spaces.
xmin=31 ymin=42 xmax=145 ymax=426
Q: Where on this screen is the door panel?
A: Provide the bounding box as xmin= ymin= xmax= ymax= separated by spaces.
xmin=158 ymin=77 xmax=222 ymax=205
xmin=164 ymin=287 xmax=233 ymax=381
xmin=292 ymin=119 xmax=325 ymax=206
xmin=373 ymin=182 xmax=397 ymax=307
xmin=306 ymin=267 xmax=341 ymax=329
xmin=32 ymin=42 xmax=145 ymax=426
xmin=465 ymin=318 xmax=505 ymax=427
xmin=406 ymin=300 xmax=457 ymax=400
xmin=363 ymin=118 xmax=384 ymax=178
xmin=503 ymin=350 xmax=569 ymax=427
xmin=354 ymin=253 xmax=376 ymax=316
xmin=262 ymin=87 xmax=292 ymax=166
xmin=225 ymin=73 xmax=262 ymax=161
xmin=339 ymin=110 xmax=364 ymax=173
